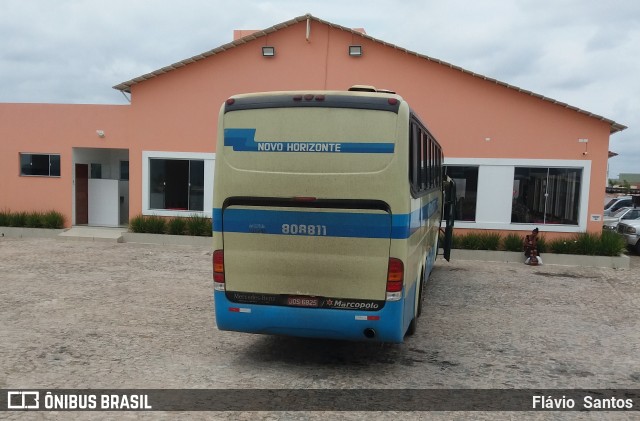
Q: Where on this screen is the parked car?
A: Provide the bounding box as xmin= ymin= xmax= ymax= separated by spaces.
xmin=604 ymin=196 xmax=634 ymax=216
xmin=617 ymin=219 xmax=640 ymax=254
xmin=603 ymin=207 xmax=640 ymax=231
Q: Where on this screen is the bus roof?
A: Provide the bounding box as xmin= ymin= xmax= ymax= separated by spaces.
xmin=224 ymin=89 xmax=404 ymax=114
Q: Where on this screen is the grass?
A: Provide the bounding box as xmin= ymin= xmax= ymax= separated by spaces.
xmin=128 ymin=214 xmax=211 ymax=237
xmin=128 ymin=214 xmax=146 ymax=233
xmin=502 ymin=233 xmax=522 ymax=252
xmin=453 ymin=230 xmax=624 ymax=257
xmin=572 ymin=232 xmax=601 ymax=255
xmin=598 ymin=230 xmax=627 ymax=257
xmin=9 ymin=212 xmax=27 ymax=227
xmin=167 ymin=217 xmax=187 ymax=235
xmin=42 ymin=211 xmax=65 ymax=229
xmin=186 ymin=214 xmax=212 ymax=237
xmin=143 ymin=215 xmax=167 ymax=234
xmin=0 ymin=209 xmax=11 ymax=226
xmin=455 ymin=232 xmax=501 ymax=250
xmin=0 ymin=209 xmax=65 ymax=229
xmin=25 ymin=211 xmax=44 ymax=228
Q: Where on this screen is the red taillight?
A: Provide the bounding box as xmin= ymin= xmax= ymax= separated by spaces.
xmin=226 ymin=98 xmax=235 ymax=105
xmin=293 ymin=196 xmax=317 ymax=202
xmin=388 ymin=98 xmax=398 ymax=105
xmin=293 ymin=95 xmax=303 ymax=101
xmin=304 ymin=94 xmax=314 ymax=101
xmin=386 ymin=258 xmax=404 ymax=292
xmin=315 ymin=95 xmax=325 ymax=101
xmin=213 ymin=249 xmax=224 ymax=283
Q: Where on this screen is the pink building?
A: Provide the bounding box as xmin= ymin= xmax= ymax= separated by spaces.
xmin=0 ymin=14 xmax=626 ymax=236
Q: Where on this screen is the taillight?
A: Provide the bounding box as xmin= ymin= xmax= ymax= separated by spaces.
xmin=386 ymin=258 xmax=403 ymax=301
xmin=213 ymin=250 xmax=225 ymax=290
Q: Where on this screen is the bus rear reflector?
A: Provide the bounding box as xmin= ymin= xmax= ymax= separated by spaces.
xmin=213 ymin=249 xmax=225 ymax=289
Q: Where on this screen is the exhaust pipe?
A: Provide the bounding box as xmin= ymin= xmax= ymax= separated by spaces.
xmin=363 ymin=328 xmax=376 ymax=339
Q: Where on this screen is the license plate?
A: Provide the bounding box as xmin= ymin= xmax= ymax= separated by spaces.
xmin=287 ymin=296 xmax=319 ymax=307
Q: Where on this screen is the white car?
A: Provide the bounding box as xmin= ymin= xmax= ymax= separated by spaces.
xmin=617 ymin=219 xmax=640 ymax=254
xmin=603 ymin=207 xmax=640 ymax=231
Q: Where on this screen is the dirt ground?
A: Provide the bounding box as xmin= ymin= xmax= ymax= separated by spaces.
xmin=1 ymin=238 xmax=639 ymax=420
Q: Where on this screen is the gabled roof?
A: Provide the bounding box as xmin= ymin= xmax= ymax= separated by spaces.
xmin=113 ymin=14 xmax=626 ymax=134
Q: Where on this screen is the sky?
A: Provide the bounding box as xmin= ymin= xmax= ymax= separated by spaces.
xmin=1 ymin=0 xmax=638 ymax=179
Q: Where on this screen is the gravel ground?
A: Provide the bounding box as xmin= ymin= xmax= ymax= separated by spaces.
xmin=0 ymin=238 xmax=639 ymax=420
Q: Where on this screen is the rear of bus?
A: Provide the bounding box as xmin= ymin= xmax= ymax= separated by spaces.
xmin=212 ymin=89 xmax=419 ymax=343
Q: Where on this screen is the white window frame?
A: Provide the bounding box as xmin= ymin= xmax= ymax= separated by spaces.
xmin=444 ymin=158 xmax=591 ymax=233
xmin=142 ymin=151 xmax=215 ymax=218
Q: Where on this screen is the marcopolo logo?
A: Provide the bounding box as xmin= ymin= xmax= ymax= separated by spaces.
xmin=7 ymin=391 xmax=40 ymax=409
xmin=325 ymin=299 xmax=380 ymax=310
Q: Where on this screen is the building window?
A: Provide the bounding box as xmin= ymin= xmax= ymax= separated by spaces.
xmin=445 ymin=166 xmax=478 ymax=221
xmin=120 ymin=161 xmax=129 ymax=181
xmin=20 ymin=153 xmax=60 ymax=177
xmin=90 ymin=163 xmax=102 ymax=179
xmin=512 ymin=167 xmax=582 ymax=225
xmin=149 ymin=158 xmax=204 ymax=211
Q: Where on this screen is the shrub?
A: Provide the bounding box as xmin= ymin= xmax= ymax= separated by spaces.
xmin=167 ymin=217 xmax=187 ymax=235
xmin=42 ymin=210 xmax=65 ymax=229
xmin=572 ymin=232 xmax=601 ymax=256
xmin=454 ymin=232 xmax=501 ymax=250
xmin=186 ymin=214 xmax=212 ymax=237
xmin=9 ymin=212 xmax=27 ymax=227
xmin=25 ymin=211 xmax=44 ymax=228
xmin=445 ymin=230 xmax=625 ymax=257
xmin=144 ymin=215 xmax=167 ymax=234
xmin=549 ymin=238 xmax=575 ymax=254
xmin=479 ymin=232 xmax=502 ymax=250
xmin=129 ymin=214 xmax=146 ymax=233
xmin=0 ymin=209 xmax=11 ymax=226
xmin=502 ymin=233 xmax=523 ymax=252
xmin=536 ymin=236 xmax=547 ymax=254
xmin=451 ymin=232 xmax=463 ymax=249
xmin=460 ymin=232 xmax=483 ymax=250
xmin=598 ymin=230 xmax=627 ymax=257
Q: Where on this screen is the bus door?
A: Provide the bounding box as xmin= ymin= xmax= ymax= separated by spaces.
xmin=442 ymin=177 xmax=456 ymax=261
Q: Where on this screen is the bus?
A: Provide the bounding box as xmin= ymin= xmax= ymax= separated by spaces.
xmin=212 ymin=86 xmax=455 ymax=343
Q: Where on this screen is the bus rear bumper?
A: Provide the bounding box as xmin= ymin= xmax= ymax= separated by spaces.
xmin=213 ymin=291 xmax=406 ymax=343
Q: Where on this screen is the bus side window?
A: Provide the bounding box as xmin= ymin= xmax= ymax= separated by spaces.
xmin=421 ymin=131 xmax=427 ymax=190
xmin=409 ymin=123 xmax=420 ymax=193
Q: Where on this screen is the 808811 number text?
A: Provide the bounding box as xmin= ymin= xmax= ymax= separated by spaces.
xmin=281 ymin=224 xmax=327 ymax=236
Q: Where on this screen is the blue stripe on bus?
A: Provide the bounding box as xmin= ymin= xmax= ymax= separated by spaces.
xmin=212 ymin=198 xmax=438 ymax=240
xmin=224 ymin=128 xmax=395 ymax=154
xmin=214 ymin=291 xmax=406 ymax=343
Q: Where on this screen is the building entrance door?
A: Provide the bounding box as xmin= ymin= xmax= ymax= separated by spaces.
xmin=75 ymin=163 xmax=88 ymax=225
